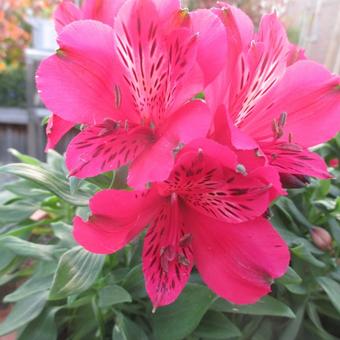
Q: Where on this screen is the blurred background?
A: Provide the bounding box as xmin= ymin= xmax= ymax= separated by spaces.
xmin=0 ymin=0 xmax=339 ymax=165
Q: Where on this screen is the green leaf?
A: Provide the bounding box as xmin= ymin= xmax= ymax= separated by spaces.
xmin=0 ymin=236 xmax=56 ymax=261
xmin=4 ymin=179 xmax=49 ymax=199
xmin=316 ymin=277 xmax=340 ymax=314
xmin=122 ymin=264 xmax=146 ymax=298
xmin=98 ymin=285 xmax=132 ymax=307
xmin=0 ymin=201 xmax=37 ymax=225
xmin=0 ymin=291 xmax=48 ymax=336
xmin=291 ymin=243 xmax=326 ymax=268
xmin=112 ymin=313 xmax=148 ymax=340
xmin=277 ymin=267 xmax=302 ymax=285
xmin=153 ymin=284 xmax=215 ymax=340
xmin=211 ymin=296 xmax=295 ymax=318
xmin=0 ymin=163 xmax=89 ymax=206
xmin=0 ymin=248 xmax=15 ymax=271
xmin=49 ymin=246 xmax=105 ymax=300
xmin=8 ymin=148 xmax=41 ymax=166
xmin=51 ymin=222 xmax=76 ymax=248
xmin=194 ymin=311 xmax=241 ymax=339
xmin=4 ymin=275 xmax=54 ymax=302
xmin=18 ymin=307 xmax=62 ymax=340
xmin=278 ymin=304 xmax=305 ymax=340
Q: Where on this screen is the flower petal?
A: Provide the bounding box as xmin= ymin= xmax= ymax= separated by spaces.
xmin=189 ymin=9 xmax=227 ymax=85
xmin=127 ymin=100 xmax=211 ymax=189
xmin=114 ymin=0 xmax=199 ymax=125
xmin=73 ymin=188 xmax=161 ymax=254
xmin=143 ymin=197 xmax=193 ymax=308
xmin=37 ymin=20 xmax=137 ymax=125
xmin=54 ymin=1 xmax=82 ymax=34
xmin=241 ymin=61 xmax=340 ymax=147
xmin=82 ymin=0 xmax=126 ymax=26
xmin=163 ymin=139 xmax=273 ymax=223
xmin=66 ymin=123 xmax=153 ymax=178
xmin=186 ymin=211 xmax=290 ymax=304
xmin=45 ymin=114 xmax=74 ymax=151
xmin=231 ymin=13 xmax=290 ymax=125
xmin=261 ymin=141 xmax=331 ymax=179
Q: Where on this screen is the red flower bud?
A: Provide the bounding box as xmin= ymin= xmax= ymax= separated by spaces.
xmin=310 ymin=227 xmax=332 ymax=251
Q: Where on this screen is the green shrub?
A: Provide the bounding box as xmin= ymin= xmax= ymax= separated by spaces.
xmin=0 ymin=67 xmax=26 ymax=107
xmin=0 ymin=138 xmax=339 ymax=339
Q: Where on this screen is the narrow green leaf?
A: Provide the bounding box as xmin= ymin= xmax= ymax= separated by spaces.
xmin=291 ymin=243 xmax=326 ymax=268
xmin=277 ymin=267 xmax=302 ymax=285
xmin=49 ymin=246 xmax=105 ymax=300
xmin=4 ymin=275 xmax=53 ymax=302
xmin=0 ymin=248 xmax=15 ymax=271
xmin=0 ymin=291 xmax=48 ymax=336
xmin=51 ymin=222 xmax=76 ymax=248
xmin=153 ymin=284 xmax=215 ymax=340
xmin=211 ymin=296 xmax=295 ymax=318
xmin=18 ymin=307 xmax=62 ymax=340
xmin=8 ymin=148 xmax=41 ymax=166
xmin=316 ymin=277 xmax=340 ymax=314
xmin=194 ymin=311 xmax=241 ymax=339
xmin=0 ymin=202 xmax=37 ymax=225
xmin=112 ymin=313 xmax=148 ymax=340
xmin=122 ymin=264 xmax=146 ymax=298
xmin=98 ymin=285 xmax=132 ymax=307
xmin=0 ymin=236 xmax=56 ymax=261
xmin=278 ymin=304 xmax=305 ymax=340
xmin=0 ymin=163 xmax=89 ymax=206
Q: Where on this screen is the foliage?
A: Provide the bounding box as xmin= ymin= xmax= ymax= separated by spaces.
xmin=0 ymin=67 xmax=26 ymax=107
xmin=0 ymin=0 xmax=58 ymax=69
xmin=0 ymin=136 xmax=339 ymax=339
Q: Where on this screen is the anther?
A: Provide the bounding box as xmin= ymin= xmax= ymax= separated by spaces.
xmin=236 ymin=164 xmax=247 ymax=176
xmin=177 ymin=254 xmax=190 ymax=266
xmin=279 ymin=112 xmax=287 ymax=127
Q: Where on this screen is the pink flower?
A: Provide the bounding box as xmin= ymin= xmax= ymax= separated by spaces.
xmin=45 ymin=0 xmax=128 ymax=150
xmin=37 ymin=0 xmax=227 ymax=189
xmin=207 ymin=3 xmax=340 ymax=185
xmin=73 ymin=139 xmax=289 ymax=307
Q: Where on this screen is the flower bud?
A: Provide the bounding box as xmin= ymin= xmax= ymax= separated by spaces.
xmin=280 ymin=173 xmax=310 ymax=189
xmin=310 ymin=227 xmax=332 ymax=251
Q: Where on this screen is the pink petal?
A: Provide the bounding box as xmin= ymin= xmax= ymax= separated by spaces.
xmin=37 ymin=20 xmax=136 ymax=125
xmin=45 ymin=114 xmax=74 ymax=151
xmin=287 ymin=43 xmax=307 ymax=66
xmin=143 ymin=197 xmax=193 ymax=308
xmin=215 ymin=3 xmax=254 ymax=50
xmin=241 ymin=61 xmax=340 ymax=147
xmin=189 ymin=9 xmax=227 ymax=85
xmin=114 ymin=0 xmax=199 ymax=125
xmin=210 ymin=105 xmax=258 ymax=149
xmin=261 ymin=141 xmax=331 ymax=179
xmin=66 ymin=123 xmax=153 ymax=178
xmin=163 ymin=139 xmax=273 ymax=223
xmin=73 ymin=188 xmax=161 ymax=254
xmin=54 ymin=1 xmax=82 ymax=34
xmin=205 ymin=4 xmax=253 ymax=113
xmin=186 ymin=211 xmax=290 ymax=304
xmin=230 ymin=13 xmax=290 ymax=125
xmin=82 ymin=0 xmax=126 ymax=27
xmin=178 ymin=155 xmax=271 ymax=223
xmin=152 ymin=0 xmax=181 ymax=19
xmin=128 ymin=100 xmax=211 ymax=189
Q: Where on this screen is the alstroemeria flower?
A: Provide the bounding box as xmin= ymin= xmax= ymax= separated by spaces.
xmin=37 ymin=0 xmax=227 ymax=188
xmin=206 ymin=3 xmax=340 ymax=186
xmin=73 ymin=139 xmax=289 ymax=307
xmin=45 ymin=0 xmax=127 ymax=150
xmin=54 ymin=0 xmax=126 ymax=32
